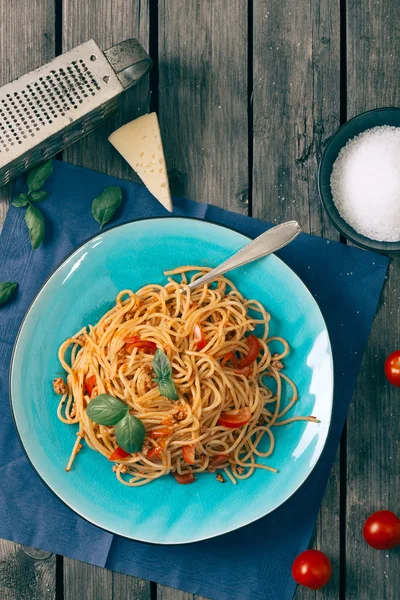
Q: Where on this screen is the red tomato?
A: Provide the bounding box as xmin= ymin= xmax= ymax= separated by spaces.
xmin=182 ymin=445 xmax=195 ymax=464
xmin=292 ymin=550 xmax=332 ymax=590
xmin=363 ymin=510 xmax=400 ymax=550
xmin=210 ymin=454 xmax=229 ymax=468
xmin=193 ymin=323 xmax=206 ymax=350
xmin=384 ymin=350 xmax=400 ymax=386
xmin=84 ymin=375 xmax=96 ymax=395
xmin=109 ymin=446 xmax=130 ymax=461
xmin=172 ymin=471 xmax=195 ymax=484
xmin=234 ymin=366 xmax=251 ymax=377
xmin=147 ymin=446 xmax=163 ymax=460
xmin=125 ymin=340 xmax=157 ymax=354
xmin=237 ymin=335 xmax=261 ymax=368
xmin=217 ymin=407 xmax=252 ymax=428
xmin=149 ymin=427 xmax=173 ymax=439
xmin=221 ymin=351 xmax=238 ymax=368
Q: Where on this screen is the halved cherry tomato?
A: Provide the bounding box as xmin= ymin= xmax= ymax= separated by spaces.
xmin=237 ymin=335 xmax=261 ymax=368
xmin=221 ymin=351 xmax=238 ymax=368
xmin=217 ymin=407 xmax=252 ymax=428
xmin=292 ymin=550 xmax=332 ymax=590
xmin=193 ymin=323 xmax=206 ymax=350
xmin=84 ymin=375 xmax=96 ymax=395
xmin=147 ymin=446 xmax=163 ymax=460
xmin=384 ymin=350 xmax=400 ymax=387
xmin=363 ymin=510 xmax=400 ymax=550
xmin=234 ymin=366 xmax=251 ymax=377
xmin=172 ymin=471 xmax=196 ymax=484
xmin=125 ymin=340 xmax=157 ymax=354
xmin=109 ymin=446 xmax=130 ymax=461
xmin=149 ymin=427 xmax=173 ymax=439
xmin=210 ymin=454 xmax=229 ymax=468
xmin=182 ymin=445 xmax=195 ymax=464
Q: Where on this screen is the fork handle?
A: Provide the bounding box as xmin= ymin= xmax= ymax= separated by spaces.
xmin=187 ymin=220 xmax=302 ymax=291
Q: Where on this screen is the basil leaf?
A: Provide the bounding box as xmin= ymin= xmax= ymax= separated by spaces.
xmin=30 ymin=190 xmax=48 ymax=203
xmin=12 ymin=193 xmax=29 ymax=208
xmin=91 ymin=186 xmax=122 ymax=229
xmin=27 ymin=160 xmax=53 ymax=192
xmin=86 ymin=393 xmax=129 ymax=426
xmin=115 ymin=413 xmax=145 ymax=453
xmin=158 ymin=378 xmax=179 ymax=401
xmin=152 ymin=348 xmax=172 ymax=381
xmin=0 ymin=282 xmax=18 ymax=306
xmin=24 ymin=204 xmax=45 ymax=249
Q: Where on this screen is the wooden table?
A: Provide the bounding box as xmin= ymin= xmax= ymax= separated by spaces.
xmin=0 ymin=1 xmax=399 ymax=598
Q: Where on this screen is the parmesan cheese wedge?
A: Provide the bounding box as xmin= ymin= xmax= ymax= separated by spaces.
xmin=108 ymin=112 xmax=172 ymax=212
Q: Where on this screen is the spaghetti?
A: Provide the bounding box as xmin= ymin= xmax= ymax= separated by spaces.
xmin=55 ymin=266 xmax=318 ymax=486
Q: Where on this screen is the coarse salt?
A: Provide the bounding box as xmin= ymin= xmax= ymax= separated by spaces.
xmin=330 ymin=125 xmax=400 ymax=241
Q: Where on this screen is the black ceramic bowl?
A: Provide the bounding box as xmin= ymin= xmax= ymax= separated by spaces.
xmin=318 ymin=107 xmax=400 ymax=253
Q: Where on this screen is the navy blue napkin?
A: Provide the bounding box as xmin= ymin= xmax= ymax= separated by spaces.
xmin=0 ymin=161 xmax=388 ymax=600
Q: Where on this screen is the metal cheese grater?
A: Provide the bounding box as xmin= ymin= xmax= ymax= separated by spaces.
xmin=0 ymin=38 xmax=152 ymax=187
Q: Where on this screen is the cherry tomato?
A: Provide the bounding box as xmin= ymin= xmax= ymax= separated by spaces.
xmin=147 ymin=446 xmax=163 ymax=460
xmin=125 ymin=339 xmax=157 ymax=354
xmin=217 ymin=407 xmax=252 ymax=428
xmin=182 ymin=445 xmax=195 ymax=464
xmin=109 ymin=446 xmax=130 ymax=461
xmin=172 ymin=471 xmax=195 ymax=484
xmin=149 ymin=427 xmax=173 ymax=439
xmin=292 ymin=550 xmax=332 ymax=590
xmin=237 ymin=335 xmax=261 ymax=368
xmin=210 ymin=454 xmax=229 ymax=468
xmin=384 ymin=350 xmax=400 ymax=386
xmin=193 ymin=323 xmax=207 ymax=350
xmin=363 ymin=510 xmax=400 ymax=550
xmin=84 ymin=375 xmax=96 ymax=395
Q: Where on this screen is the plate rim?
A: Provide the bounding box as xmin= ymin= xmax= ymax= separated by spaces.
xmin=9 ymin=215 xmax=334 ymax=545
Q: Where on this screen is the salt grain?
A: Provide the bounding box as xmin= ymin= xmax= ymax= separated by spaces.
xmin=330 ymin=126 xmax=400 ymax=241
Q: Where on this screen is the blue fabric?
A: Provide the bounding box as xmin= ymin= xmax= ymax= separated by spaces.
xmin=0 ymin=161 xmax=388 ymax=600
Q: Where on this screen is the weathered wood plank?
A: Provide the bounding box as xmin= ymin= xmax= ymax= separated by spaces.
xmin=157 ymin=585 xmax=209 ymax=600
xmin=158 ymin=0 xmax=248 ymax=212
xmin=0 ymin=0 xmax=55 ymax=226
xmin=112 ymin=571 xmax=151 ymax=599
xmin=252 ymin=2 xmax=342 ymax=599
xmin=63 ymin=560 xmax=112 ymax=600
xmin=62 ymin=0 xmax=150 ymax=182
xmin=0 ymin=2 xmax=56 ymax=596
xmin=61 ymin=0 xmax=152 ymax=596
xmin=0 ymin=541 xmax=56 ymax=600
xmin=346 ymin=0 xmax=400 ymax=598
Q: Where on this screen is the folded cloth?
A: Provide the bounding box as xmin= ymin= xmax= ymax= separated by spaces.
xmin=0 ymin=161 xmax=389 ymax=600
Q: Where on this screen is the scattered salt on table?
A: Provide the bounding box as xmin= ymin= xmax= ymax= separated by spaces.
xmin=330 ymin=126 xmax=400 ymax=242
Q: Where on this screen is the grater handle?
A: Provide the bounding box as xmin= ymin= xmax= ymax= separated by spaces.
xmin=104 ymin=39 xmax=152 ymax=89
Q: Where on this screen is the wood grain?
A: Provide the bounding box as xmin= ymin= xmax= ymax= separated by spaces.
xmin=61 ymin=1 xmax=152 ymax=596
xmin=346 ymin=0 xmax=400 ymax=597
xmin=0 ymin=1 xmax=56 ymax=597
xmin=0 ymin=0 xmax=55 ymax=227
xmin=62 ymin=0 xmax=150 ymax=181
xmin=0 ymin=540 xmax=56 ymax=600
xmin=157 ymin=585 xmax=209 ymax=600
xmin=252 ymin=2 xmax=342 ymax=598
xmin=158 ymin=0 xmax=248 ymax=211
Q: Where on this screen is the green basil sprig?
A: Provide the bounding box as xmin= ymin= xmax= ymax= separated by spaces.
xmin=91 ymin=186 xmax=122 ymax=229
xmin=0 ymin=281 xmax=18 ymax=306
xmin=115 ymin=413 xmax=146 ymax=453
xmin=86 ymin=393 xmax=146 ymax=454
xmin=152 ymin=348 xmax=179 ymax=400
xmin=86 ymin=393 xmax=129 ymax=426
xmin=11 ymin=160 xmax=53 ymax=249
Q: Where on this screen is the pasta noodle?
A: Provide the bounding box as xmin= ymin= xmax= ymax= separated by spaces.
xmin=56 ymin=266 xmax=318 ymax=486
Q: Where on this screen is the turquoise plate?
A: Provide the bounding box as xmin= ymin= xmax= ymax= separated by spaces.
xmin=10 ymin=218 xmax=333 ymax=545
